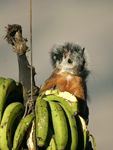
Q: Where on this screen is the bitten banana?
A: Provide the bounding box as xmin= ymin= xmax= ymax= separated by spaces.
xmin=12 ymin=114 xmax=35 ymax=150
xmin=43 ymin=94 xmax=78 ymax=115
xmin=0 ymin=102 xmax=24 ymax=150
xmin=0 ymin=77 xmax=5 ymax=86
xmin=37 ymin=89 xmax=59 ymax=100
xmin=48 ymin=101 xmax=68 ymax=150
xmin=59 ymin=103 xmax=78 ymax=150
xmin=35 ymin=98 xmax=49 ymax=147
xmin=0 ymin=78 xmax=16 ymax=123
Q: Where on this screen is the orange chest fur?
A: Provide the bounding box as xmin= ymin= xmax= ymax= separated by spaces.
xmin=54 ymin=72 xmax=84 ymax=96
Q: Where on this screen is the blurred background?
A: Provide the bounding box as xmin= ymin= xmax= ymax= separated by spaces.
xmin=0 ymin=1 xmax=113 ymax=149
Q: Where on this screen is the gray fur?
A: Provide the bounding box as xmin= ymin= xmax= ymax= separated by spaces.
xmin=50 ymin=42 xmax=90 ymax=79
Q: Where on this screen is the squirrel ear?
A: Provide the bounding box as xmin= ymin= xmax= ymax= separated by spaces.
xmin=63 ymin=46 xmax=68 ymax=58
xmin=81 ymin=47 xmax=85 ymax=55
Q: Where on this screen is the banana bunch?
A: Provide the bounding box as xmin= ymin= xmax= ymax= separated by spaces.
xmin=0 ymin=77 xmax=35 ymax=150
xmin=35 ymin=89 xmax=90 ymax=150
xmin=0 ymin=77 xmax=96 ymax=150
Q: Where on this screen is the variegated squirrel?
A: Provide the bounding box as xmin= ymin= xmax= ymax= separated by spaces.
xmin=40 ymin=42 xmax=90 ymax=124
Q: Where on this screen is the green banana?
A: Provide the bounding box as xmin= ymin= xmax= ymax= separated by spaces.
xmin=35 ymin=98 xmax=49 ymax=147
xmin=48 ymin=101 xmax=68 ymax=150
xmin=12 ymin=114 xmax=35 ymax=150
xmin=59 ymin=103 xmax=78 ymax=150
xmin=0 ymin=78 xmax=17 ymax=123
xmin=75 ymin=115 xmax=89 ymax=150
xmin=43 ymin=94 xmax=78 ymax=115
xmin=0 ymin=102 xmax=24 ymax=150
xmin=0 ymin=77 xmax=6 ymax=86
xmin=46 ymin=136 xmax=57 ymax=150
xmin=45 ymin=117 xmax=54 ymax=149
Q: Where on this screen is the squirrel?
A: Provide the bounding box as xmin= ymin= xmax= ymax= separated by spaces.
xmin=39 ymin=42 xmax=90 ymax=124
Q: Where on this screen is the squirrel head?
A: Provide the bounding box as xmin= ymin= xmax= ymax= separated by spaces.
xmin=60 ymin=46 xmax=86 ymax=76
xmin=50 ymin=42 xmax=90 ymax=79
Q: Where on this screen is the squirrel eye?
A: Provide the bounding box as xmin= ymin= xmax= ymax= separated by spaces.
xmin=68 ymin=59 xmax=72 ymax=63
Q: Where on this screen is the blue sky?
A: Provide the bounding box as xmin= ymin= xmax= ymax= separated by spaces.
xmin=0 ymin=1 xmax=113 ymax=149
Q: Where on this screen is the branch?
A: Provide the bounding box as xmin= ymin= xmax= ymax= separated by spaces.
xmin=4 ymin=24 xmax=39 ymax=114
